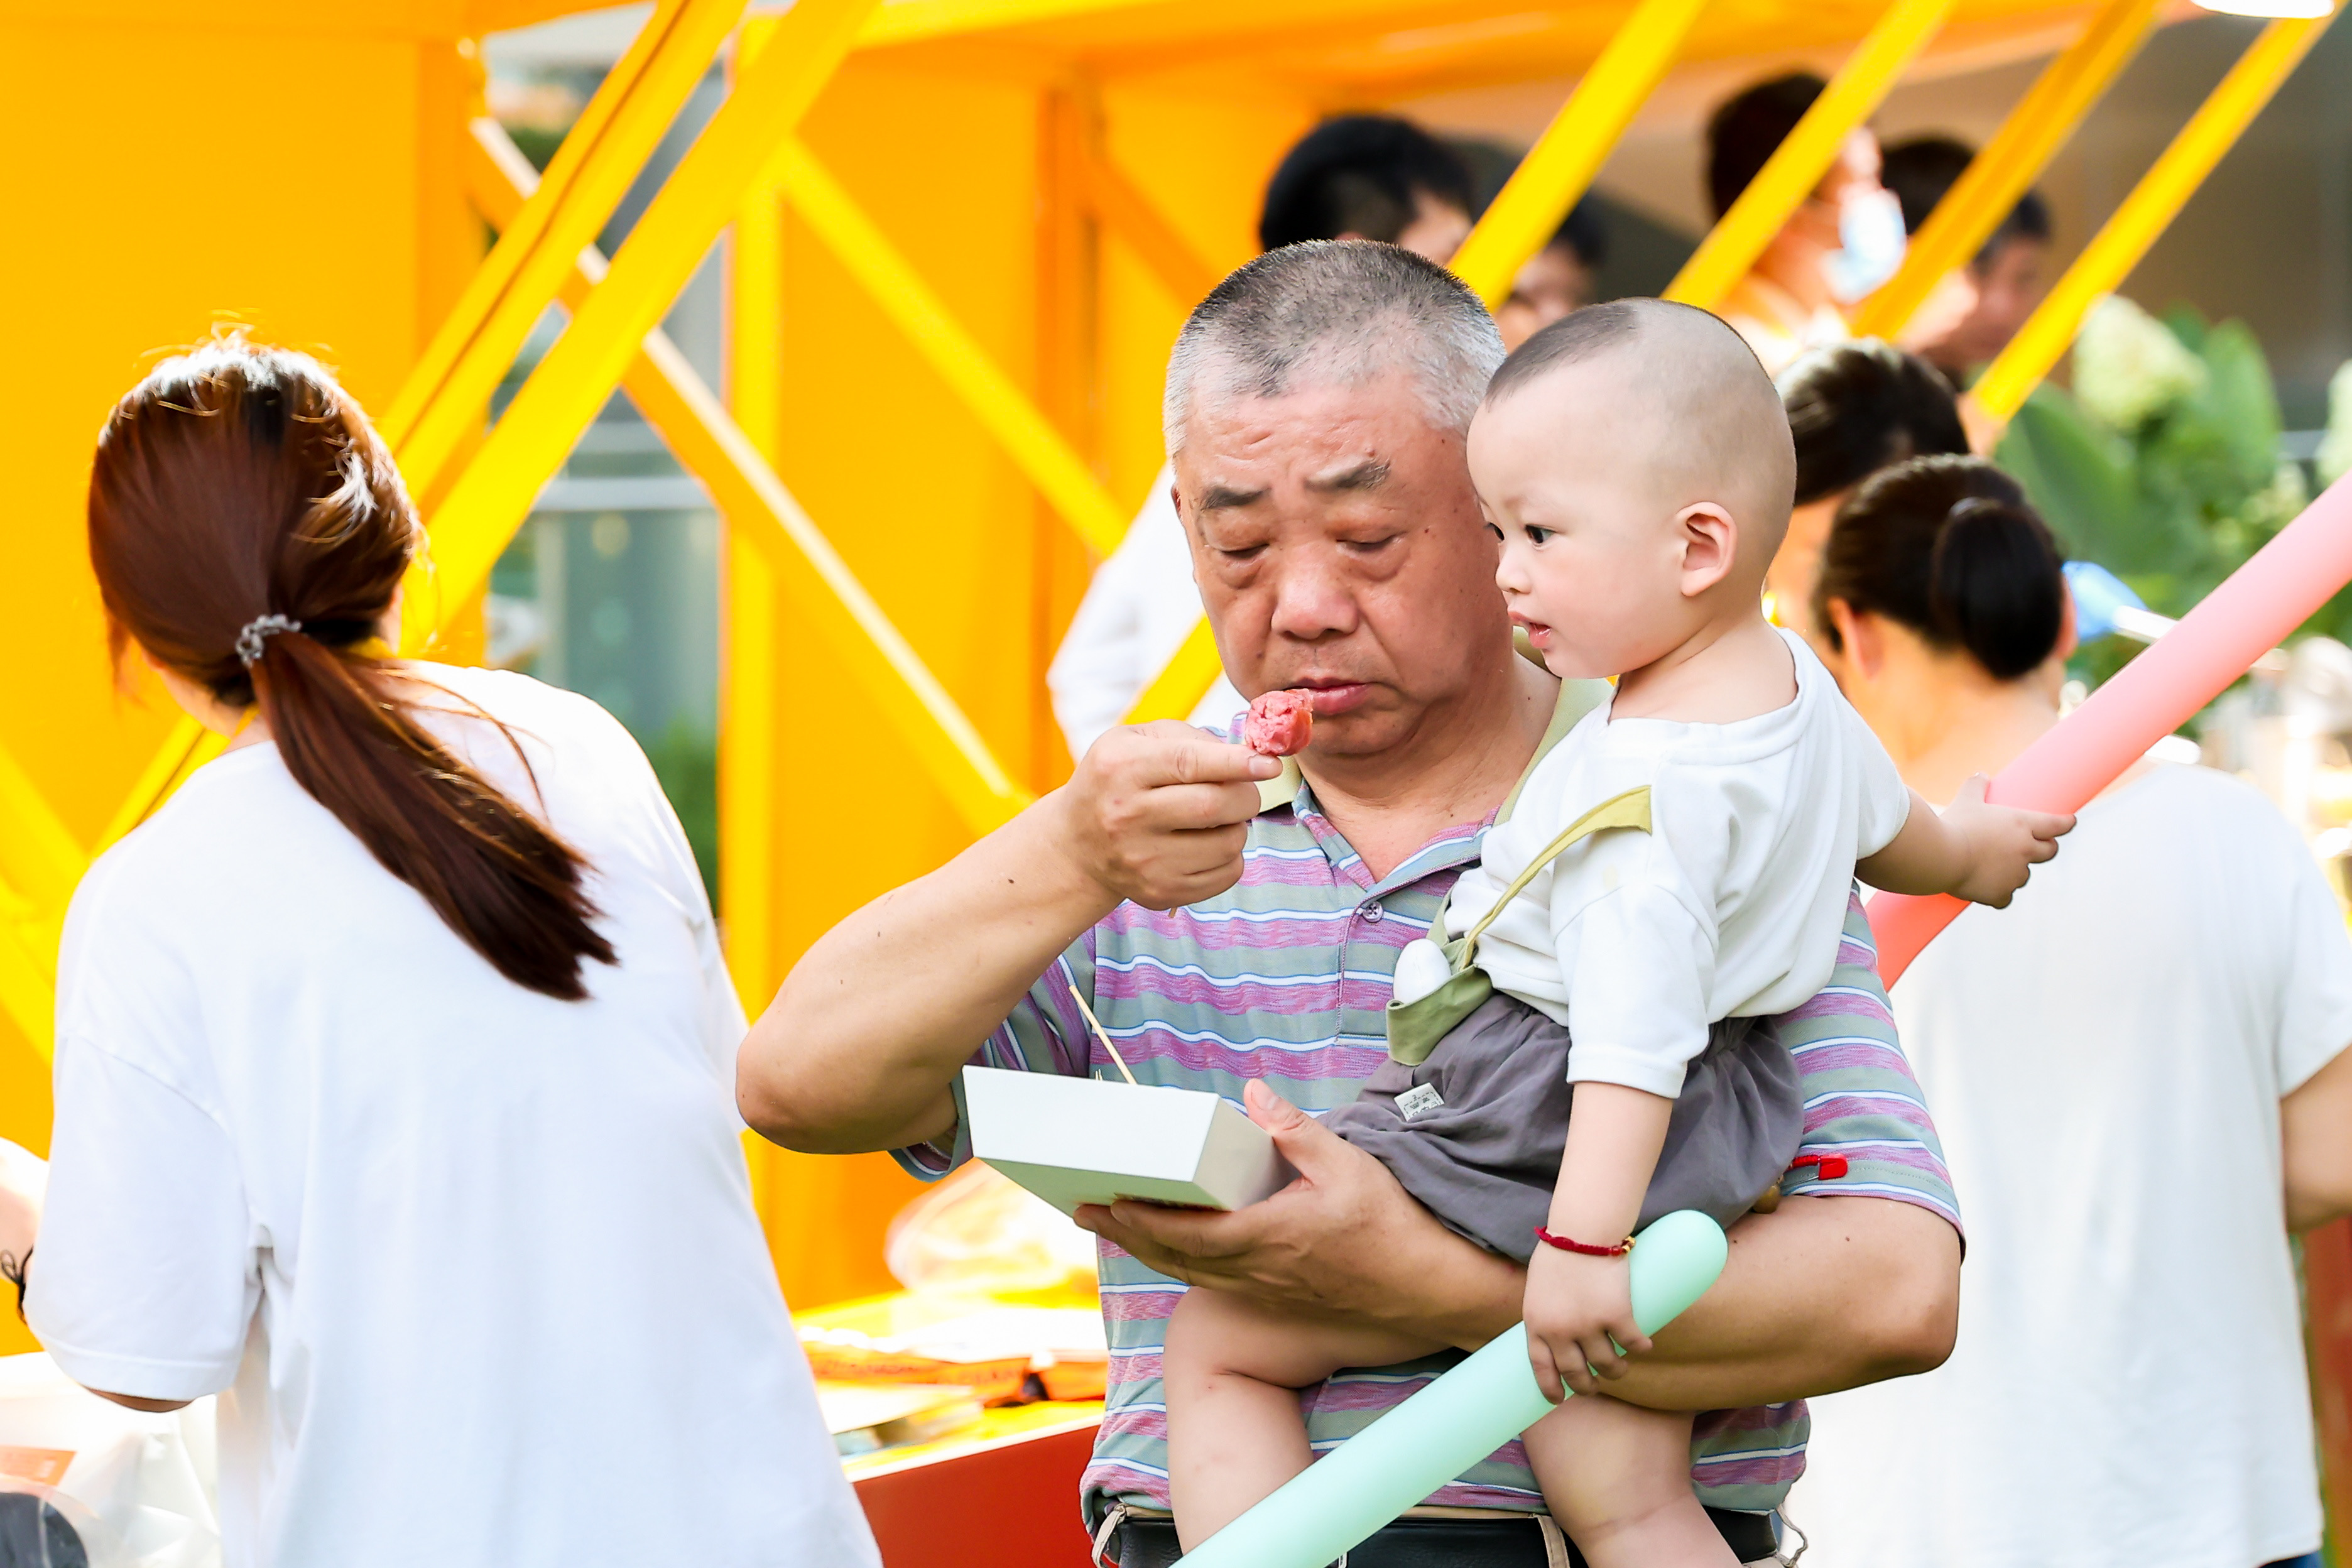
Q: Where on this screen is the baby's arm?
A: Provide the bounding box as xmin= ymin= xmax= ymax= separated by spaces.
xmin=1522 ymin=1083 xmax=1674 ymax=1402
xmin=1858 ymin=774 xmax=2074 ymax=908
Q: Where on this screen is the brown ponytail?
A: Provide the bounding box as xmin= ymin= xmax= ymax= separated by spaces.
xmin=87 ymin=337 xmax=616 ymax=1000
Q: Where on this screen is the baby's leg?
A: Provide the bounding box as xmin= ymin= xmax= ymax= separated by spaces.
xmin=1163 ymin=1287 xmax=1444 ymax=1550
xmin=1522 ymin=1395 xmax=1740 ymax=1568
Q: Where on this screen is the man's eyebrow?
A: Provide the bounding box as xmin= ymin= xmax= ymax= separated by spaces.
xmin=1307 ymin=459 xmax=1390 ymax=493
xmin=1197 ymin=483 xmax=1268 ymax=511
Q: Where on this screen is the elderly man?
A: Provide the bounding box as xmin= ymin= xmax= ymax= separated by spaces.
xmin=739 ymin=244 xmax=1963 ymax=1568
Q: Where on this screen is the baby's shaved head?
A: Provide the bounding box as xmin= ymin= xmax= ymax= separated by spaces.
xmin=1484 ymin=299 xmax=1797 ymax=574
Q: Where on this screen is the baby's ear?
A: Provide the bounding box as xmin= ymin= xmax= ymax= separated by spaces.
xmin=1675 ymin=503 xmax=1738 ymax=597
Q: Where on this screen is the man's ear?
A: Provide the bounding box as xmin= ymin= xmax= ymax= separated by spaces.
xmin=1675 ymin=503 xmax=1738 ymax=598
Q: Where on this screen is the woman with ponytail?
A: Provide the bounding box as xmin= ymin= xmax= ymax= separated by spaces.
xmin=11 ymin=339 xmax=878 ymax=1568
xmin=1785 ymin=454 xmax=2352 ymax=1568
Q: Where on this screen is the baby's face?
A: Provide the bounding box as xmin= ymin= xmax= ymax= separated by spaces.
xmin=1466 ymin=367 xmax=1707 ymax=682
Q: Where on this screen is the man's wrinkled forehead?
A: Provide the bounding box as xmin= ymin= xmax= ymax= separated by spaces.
xmin=1178 ymin=360 xmax=1448 ymax=483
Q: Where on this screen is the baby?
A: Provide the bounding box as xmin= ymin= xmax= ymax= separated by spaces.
xmin=1160 ymin=300 xmax=2072 ymax=1564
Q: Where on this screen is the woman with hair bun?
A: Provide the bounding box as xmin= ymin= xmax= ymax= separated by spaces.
xmin=1788 ymin=453 xmax=2352 ymax=1568
xmin=2 ymin=339 xmax=878 ymax=1568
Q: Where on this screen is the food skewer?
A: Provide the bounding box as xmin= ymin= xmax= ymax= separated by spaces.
xmin=1068 ymin=983 xmax=1141 ymax=1086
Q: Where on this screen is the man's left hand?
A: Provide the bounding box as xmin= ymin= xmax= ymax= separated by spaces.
xmin=1074 ymin=1080 xmax=1523 ymax=1346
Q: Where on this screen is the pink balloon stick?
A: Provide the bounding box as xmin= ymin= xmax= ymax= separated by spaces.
xmin=1869 ymin=472 xmax=2352 ymax=986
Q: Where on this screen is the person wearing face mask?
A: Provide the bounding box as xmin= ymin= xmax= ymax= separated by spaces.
xmin=1706 ymin=75 xmax=1908 ymax=376
xmin=1045 ymin=117 xmax=1480 ymax=761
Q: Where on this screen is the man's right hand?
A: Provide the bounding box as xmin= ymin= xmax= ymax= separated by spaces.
xmin=1057 ymin=722 xmax=1279 ymax=911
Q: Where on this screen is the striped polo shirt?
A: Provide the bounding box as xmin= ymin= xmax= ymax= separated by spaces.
xmin=898 ymin=706 xmax=1959 ymax=1528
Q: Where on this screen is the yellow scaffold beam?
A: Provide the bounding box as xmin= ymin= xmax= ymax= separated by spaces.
xmin=1450 ymin=0 xmax=1714 ymax=308
xmin=385 ymin=0 xmax=747 ymax=504
xmin=1849 ymin=0 xmax=2160 ymax=340
xmin=1076 ymin=144 xmax=1226 ymax=309
xmin=92 ymin=5 xmax=751 ymax=851
xmin=1973 ymin=12 xmax=2338 ymax=423
xmin=410 ymin=0 xmax=883 ymax=638
xmin=464 ymin=119 xmax=1031 ymax=834
xmin=0 ymin=870 xmax=58 ymax=1064
xmin=1124 ymin=617 xmax=1224 ymax=726
xmin=772 ymin=136 xmax=1132 ymax=558
xmin=1666 ymin=0 xmax=1957 ymax=312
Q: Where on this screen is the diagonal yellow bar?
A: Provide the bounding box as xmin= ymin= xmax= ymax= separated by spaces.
xmin=1124 ymin=615 xmax=1223 ymax=726
xmin=1849 ymin=0 xmax=2160 ymax=340
xmin=406 ymin=0 xmax=882 ymax=645
xmin=0 ymin=874 xmax=58 ymax=1063
xmin=384 ymin=0 xmax=746 ymax=502
xmin=0 ymin=742 xmax=87 ymax=916
xmin=464 ymin=119 xmax=1031 ymax=833
xmin=1665 ymin=0 xmax=1957 ymax=312
xmin=1077 ymin=146 xmax=1226 ymax=308
xmin=1449 ymin=0 xmax=1714 ymax=309
xmin=1973 ymin=13 xmax=2337 ymax=423
xmin=773 ymin=137 xmax=1131 ymax=558
xmin=94 ymin=8 xmax=748 ymax=851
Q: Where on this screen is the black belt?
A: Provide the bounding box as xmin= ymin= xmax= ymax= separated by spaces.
xmin=1110 ymin=1507 xmax=1778 ymax=1566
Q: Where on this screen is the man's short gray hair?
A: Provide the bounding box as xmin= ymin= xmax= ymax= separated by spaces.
xmin=1163 ymin=241 xmax=1506 ymax=457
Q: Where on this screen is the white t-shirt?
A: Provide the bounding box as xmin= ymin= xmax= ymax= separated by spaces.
xmin=1046 ymin=463 xmax=1246 ymax=760
xmin=1788 ymin=761 xmax=2351 ymax=1568
xmin=28 ymin=666 xmax=878 ymax=1568
xmin=1449 ymin=629 xmax=1910 ymax=1096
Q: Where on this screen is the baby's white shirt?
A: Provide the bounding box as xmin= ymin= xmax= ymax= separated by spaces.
xmin=1449 ymin=628 xmax=1913 ymax=1098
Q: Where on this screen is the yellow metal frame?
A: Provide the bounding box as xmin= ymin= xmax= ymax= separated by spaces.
xmin=407 ymin=0 xmax=884 ymax=640
xmin=462 ymin=118 xmax=1031 ymax=833
xmin=771 ymin=137 xmax=1132 ymax=558
xmin=1666 ymin=0 xmax=1958 ymax=310
xmin=385 ymin=0 xmax=748 ymax=504
xmin=1449 ymin=0 xmax=1714 ymax=308
xmin=1848 ymin=0 xmax=2160 ymax=340
xmin=1973 ymin=12 xmax=2339 ymax=423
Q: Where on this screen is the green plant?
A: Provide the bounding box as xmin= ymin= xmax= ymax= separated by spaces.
xmin=1996 ymin=296 xmax=2321 ymax=685
xmin=640 ymin=719 xmax=719 ymax=906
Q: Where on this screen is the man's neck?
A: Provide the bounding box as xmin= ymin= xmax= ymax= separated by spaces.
xmin=1298 ymin=653 xmax=1557 ymax=882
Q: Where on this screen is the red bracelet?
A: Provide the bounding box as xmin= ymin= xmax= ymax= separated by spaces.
xmin=1532 ymin=1227 xmax=1634 ymax=1257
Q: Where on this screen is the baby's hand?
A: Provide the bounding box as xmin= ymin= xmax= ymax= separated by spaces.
xmin=1522 ymin=1241 xmax=1648 ymax=1402
xmin=1941 ymin=774 xmax=2074 ymax=908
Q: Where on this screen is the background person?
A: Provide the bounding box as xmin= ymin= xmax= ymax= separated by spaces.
xmin=1771 ymin=339 xmax=1970 ymax=629
xmin=741 ymin=246 xmax=1969 ymax=1568
xmin=1787 ymin=453 xmax=2352 ymax=1568
xmin=1878 ymin=134 xmax=2054 ymax=383
xmin=4 ymin=340 xmax=874 ymax=1568
xmin=1707 ymin=74 xmax=1907 ymax=374
xmin=1047 ymin=116 xmax=1479 ymax=761
xmin=1494 ymin=196 xmax=1610 ymax=349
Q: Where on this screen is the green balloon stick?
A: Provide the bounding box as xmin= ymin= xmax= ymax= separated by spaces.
xmin=1176 ymin=1209 xmax=1731 ymax=1568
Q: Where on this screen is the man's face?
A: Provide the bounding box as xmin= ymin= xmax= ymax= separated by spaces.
xmin=1172 ymin=368 xmax=1506 ymax=759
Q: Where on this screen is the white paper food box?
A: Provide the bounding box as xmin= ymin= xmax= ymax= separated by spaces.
xmin=962 ymin=1066 xmax=1297 ymax=1216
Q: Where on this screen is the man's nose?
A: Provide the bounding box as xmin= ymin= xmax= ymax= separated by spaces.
xmin=1265 ymin=557 xmax=1361 ymax=643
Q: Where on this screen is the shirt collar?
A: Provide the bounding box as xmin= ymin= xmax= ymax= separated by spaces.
xmin=1256 ymin=675 xmax=1609 ymax=892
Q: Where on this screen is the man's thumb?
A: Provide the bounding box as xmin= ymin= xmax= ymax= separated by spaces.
xmin=1243 ymin=1078 xmax=1313 ymax=1136
xmin=1243 ymin=1078 xmax=1332 ymax=1160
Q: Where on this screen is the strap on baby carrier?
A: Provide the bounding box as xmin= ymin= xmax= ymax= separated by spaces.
xmin=1383 ymin=786 xmax=1651 ymax=1066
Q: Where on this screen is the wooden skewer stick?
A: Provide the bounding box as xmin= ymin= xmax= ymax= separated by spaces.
xmin=1068 ymin=984 xmax=1140 ymax=1086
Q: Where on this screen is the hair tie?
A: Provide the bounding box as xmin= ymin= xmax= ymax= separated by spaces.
xmin=1946 ymin=496 xmax=2003 ymax=525
xmin=235 ymin=614 xmax=303 ymax=667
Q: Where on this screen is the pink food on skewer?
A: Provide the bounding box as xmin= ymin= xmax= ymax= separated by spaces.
xmin=1243 ymin=689 xmax=1315 ymax=756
